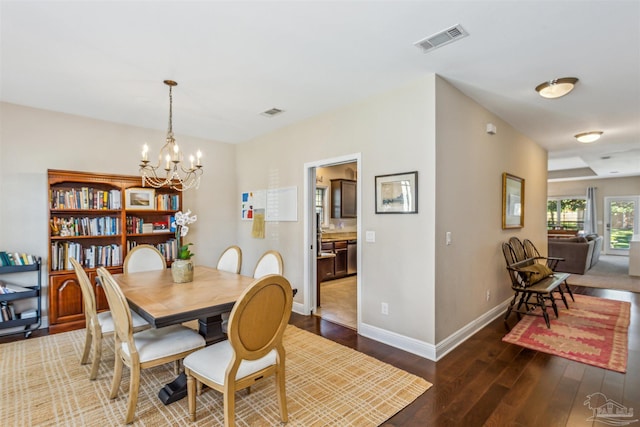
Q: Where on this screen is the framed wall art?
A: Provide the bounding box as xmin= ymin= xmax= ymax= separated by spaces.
xmin=125 ymin=188 xmax=156 ymax=210
xmin=502 ymin=172 xmax=524 ymax=229
xmin=375 ymin=171 xmax=418 ymax=214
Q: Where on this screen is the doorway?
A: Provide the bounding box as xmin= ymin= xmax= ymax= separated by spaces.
xmin=304 ymin=154 xmax=360 ymax=330
xmin=604 ymin=196 xmax=639 ymax=255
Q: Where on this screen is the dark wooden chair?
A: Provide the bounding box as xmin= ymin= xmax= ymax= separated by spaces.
xmin=523 ymin=238 xmax=574 ymax=302
xmin=502 ymin=242 xmax=569 ymax=328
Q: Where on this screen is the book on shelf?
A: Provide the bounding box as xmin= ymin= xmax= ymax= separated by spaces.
xmin=142 ymin=223 xmax=154 ymax=234
xmin=152 ymin=221 xmax=169 ymax=232
xmin=1 ymin=302 xmax=12 ymax=321
xmin=0 ymin=281 xmax=31 ymax=294
xmin=20 ymin=309 xmax=37 ymax=319
xmin=0 ymin=251 xmax=37 ymax=266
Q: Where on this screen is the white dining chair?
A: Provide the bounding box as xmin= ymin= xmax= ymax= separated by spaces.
xmin=70 ymin=258 xmax=149 ymax=380
xmin=123 ymin=244 xmax=166 ymax=274
xmin=96 ymin=267 xmax=205 ymax=424
xmin=184 ymin=274 xmax=293 ymax=426
xmin=217 ymin=246 xmax=243 ymax=333
xmin=216 ymin=245 xmax=242 ymax=274
xmin=253 ymin=250 xmax=283 ymax=278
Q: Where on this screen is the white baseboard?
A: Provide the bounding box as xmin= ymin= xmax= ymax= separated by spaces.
xmin=358 ymin=298 xmax=511 ymax=361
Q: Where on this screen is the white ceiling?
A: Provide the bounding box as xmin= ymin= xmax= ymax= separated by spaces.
xmin=2 ymin=1 xmax=639 ymax=180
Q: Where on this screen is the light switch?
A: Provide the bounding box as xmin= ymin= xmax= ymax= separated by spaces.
xmin=446 ymin=231 xmax=452 ymax=245
xmin=366 ymin=231 xmax=376 ymax=242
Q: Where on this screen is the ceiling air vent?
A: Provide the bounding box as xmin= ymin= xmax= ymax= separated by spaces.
xmin=260 ymin=108 xmax=285 ymax=117
xmin=414 ymin=24 xmax=469 ymax=53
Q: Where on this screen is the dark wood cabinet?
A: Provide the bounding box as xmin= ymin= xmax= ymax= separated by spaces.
xmin=331 ymin=179 xmax=357 ymax=218
xmin=333 ymin=240 xmax=348 ymax=277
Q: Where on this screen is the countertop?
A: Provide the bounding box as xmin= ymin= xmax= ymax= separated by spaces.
xmin=317 ymin=252 xmax=336 ymax=259
xmin=320 ymin=232 xmax=357 ymax=242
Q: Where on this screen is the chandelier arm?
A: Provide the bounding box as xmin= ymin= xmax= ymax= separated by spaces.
xmin=138 ymin=80 xmax=203 ymax=192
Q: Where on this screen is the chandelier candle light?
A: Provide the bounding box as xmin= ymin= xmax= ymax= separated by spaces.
xmin=171 ymin=209 xmax=198 ymax=283
xmin=140 ymin=80 xmax=203 ymax=191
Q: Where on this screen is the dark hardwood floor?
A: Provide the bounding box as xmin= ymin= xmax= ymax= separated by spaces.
xmin=2 ymin=285 xmax=637 ymax=426
xmin=290 ymin=286 xmax=639 ymax=427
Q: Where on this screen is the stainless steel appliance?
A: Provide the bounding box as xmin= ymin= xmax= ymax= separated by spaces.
xmin=347 ymin=240 xmax=357 ymax=275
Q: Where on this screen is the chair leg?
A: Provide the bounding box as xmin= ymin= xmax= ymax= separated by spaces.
xmin=564 ymin=280 xmax=575 ymax=301
xmin=125 ymin=363 xmax=140 ymax=424
xmin=174 ymin=359 xmax=180 ymax=375
xmin=223 ymin=384 xmax=236 ymax=427
xmin=557 ymin=286 xmax=569 ymax=309
xmin=537 ymin=294 xmax=551 ymax=328
xmin=187 ymin=371 xmax=197 ymax=421
xmin=89 ymin=331 xmax=102 ymax=380
xmin=275 ymin=367 xmax=288 ymax=423
xmin=549 ymin=294 xmax=559 ymax=317
xmin=110 ymin=351 xmax=123 ymax=399
xmin=81 ymin=327 xmax=92 ymax=365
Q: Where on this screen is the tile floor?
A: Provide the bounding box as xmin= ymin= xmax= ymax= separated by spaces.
xmin=314 ymin=275 xmax=356 ymax=329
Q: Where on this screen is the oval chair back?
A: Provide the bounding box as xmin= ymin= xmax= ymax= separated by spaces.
xmin=124 ymin=245 xmax=166 ymax=274
xmin=253 ymin=250 xmax=283 ymax=279
xmin=216 ymin=245 xmax=242 ymax=274
xmin=184 ymin=274 xmax=293 ymax=425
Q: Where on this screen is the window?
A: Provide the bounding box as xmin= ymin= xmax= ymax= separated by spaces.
xmin=315 ymin=187 xmax=327 ymax=226
xmin=547 ymin=197 xmax=586 ymax=230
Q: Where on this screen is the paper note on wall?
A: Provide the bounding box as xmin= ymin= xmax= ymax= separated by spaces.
xmin=251 ymin=210 xmax=265 ymax=239
xmin=241 ymin=190 xmax=266 ymax=221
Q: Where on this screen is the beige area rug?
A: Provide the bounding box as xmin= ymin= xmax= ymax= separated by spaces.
xmin=0 ymin=325 xmax=431 ymax=426
xmin=568 ymin=255 xmax=640 ymax=293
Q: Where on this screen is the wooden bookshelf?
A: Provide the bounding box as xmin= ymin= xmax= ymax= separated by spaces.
xmin=47 ymin=169 xmax=182 ymax=333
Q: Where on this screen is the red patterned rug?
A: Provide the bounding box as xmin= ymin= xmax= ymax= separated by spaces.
xmin=502 ymin=295 xmax=630 ymax=372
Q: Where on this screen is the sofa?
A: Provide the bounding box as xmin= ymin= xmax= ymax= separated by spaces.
xmin=548 ymin=235 xmax=602 ymax=274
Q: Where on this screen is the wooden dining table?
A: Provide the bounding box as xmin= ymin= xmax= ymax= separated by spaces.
xmin=112 ymin=265 xmax=255 ymax=344
xmin=111 ymin=265 xmax=256 ymax=405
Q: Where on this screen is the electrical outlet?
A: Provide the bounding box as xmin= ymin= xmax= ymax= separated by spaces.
xmin=381 ymin=302 xmax=389 ymax=315
xmin=486 ymin=290 xmax=491 ymax=301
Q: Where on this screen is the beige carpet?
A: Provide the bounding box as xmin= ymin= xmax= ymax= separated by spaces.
xmin=0 ymin=325 xmax=431 ymax=426
xmin=568 ymin=255 xmax=640 ymax=292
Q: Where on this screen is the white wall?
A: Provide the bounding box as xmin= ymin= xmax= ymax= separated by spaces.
xmin=434 ymin=76 xmax=549 ymax=341
xmin=0 ymin=102 xmax=238 ymax=320
xmin=236 ymin=75 xmax=438 ymax=343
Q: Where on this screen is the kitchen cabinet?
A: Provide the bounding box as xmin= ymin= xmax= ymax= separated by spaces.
xmin=331 ymin=179 xmax=357 ymax=218
xmin=333 ymin=240 xmax=348 ymax=277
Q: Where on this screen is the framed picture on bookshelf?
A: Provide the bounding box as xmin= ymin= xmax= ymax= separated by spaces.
xmin=125 ymin=188 xmax=156 ymax=210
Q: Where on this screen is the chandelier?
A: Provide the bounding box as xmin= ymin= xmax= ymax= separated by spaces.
xmin=139 ymin=80 xmax=203 ymax=191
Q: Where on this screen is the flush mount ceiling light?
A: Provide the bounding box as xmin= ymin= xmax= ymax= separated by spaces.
xmin=575 ymin=131 xmax=603 ymax=143
xmin=535 ymin=77 xmax=579 ymax=99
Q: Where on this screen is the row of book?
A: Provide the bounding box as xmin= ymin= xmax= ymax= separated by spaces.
xmin=51 ymin=216 xmax=122 ymax=237
xmin=50 ymin=187 xmax=122 ymax=210
xmin=126 ymin=216 xmax=175 ymax=234
xmin=0 ymin=282 xmax=31 ymax=295
xmin=51 ymin=241 xmax=122 ymax=271
xmin=0 ymin=251 xmax=38 ymax=267
xmin=0 ymin=301 xmax=36 ymax=322
xmin=156 ymin=194 xmax=180 ymax=211
xmin=126 ymin=239 xmax=178 ymax=262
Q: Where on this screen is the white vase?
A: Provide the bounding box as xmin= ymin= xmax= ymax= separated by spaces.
xmin=171 ymin=259 xmax=194 ymax=283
